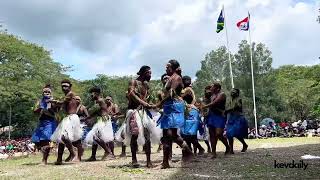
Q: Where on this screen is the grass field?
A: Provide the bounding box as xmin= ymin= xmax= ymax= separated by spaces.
xmin=0 ymin=137 xmax=319 ymax=180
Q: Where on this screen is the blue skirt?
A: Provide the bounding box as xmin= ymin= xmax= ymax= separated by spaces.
xmin=226 ymin=113 xmax=248 ymax=139
xmin=112 ymin=120 xmax=118 ymax=135
xmin=181 ymin=108 xmax=200 ymax=136
xmin=159 ymin=99 xmax=185 ymax=129
xmin=32 ymin=119 xmax=57 ymax=143
xmin=206 ymin=111 xmax=226 ymax=129
xmin=82 ymin=126 xmax=92 ymax=141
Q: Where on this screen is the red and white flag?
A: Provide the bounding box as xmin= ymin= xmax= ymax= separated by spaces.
xmin=236 ymin=15 xmax=250 ymax=31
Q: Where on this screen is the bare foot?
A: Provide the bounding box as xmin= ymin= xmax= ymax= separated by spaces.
xmin=131 ymin=161 xmax=140 ymax=168
xmin=241 ymin=144 xmax=248 ymax=152
xmin=65 ymin=153 xmax=75 ymax=162
xmin=146 ymin=162 xmax=154 ymax=168
xmin=40 ymin=160 xmax=47 ymax=165
xmin=106 ymin=154 xmax=116 ymax=160
xmin=54 ymin=161 xmax=63 ymax=165
xmin=211 ymin=154 xmax=217 ymax=159
xmin=86 ymin=157 xmax=97 ymax=162
xmin=119 ymin=153 xmax=126 ymax=158
xmin=72 ymin=156 xmax=81 ymax=162
xmin=101 ymin=152 xmax=109 ymax=161
xmin=198 ymin=149 xmax=205 ymax=156
xmin=161 ymin=163 xmax=170 ymax=169
xmin=110 ymin=154 xmax=116 ymax=159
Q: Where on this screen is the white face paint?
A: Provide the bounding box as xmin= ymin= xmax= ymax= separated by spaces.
xmin=42 ymin=88 xmax=52 ymax=99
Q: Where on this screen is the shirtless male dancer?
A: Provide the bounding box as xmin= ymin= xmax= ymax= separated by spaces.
xmin=86 ymin=87 xmax=114 ymax=161
xmin=157 ymin=60 xmax=193 ymax=169
xmin=126 ymin=65 xmax=154 ymax=168
xmin=105 ymin=96 xmax=121 ymax=156
xmin=201 ymin=82 xmax=230 ymax=158
xmin=51 ymin=79 xmax=84 ymax=165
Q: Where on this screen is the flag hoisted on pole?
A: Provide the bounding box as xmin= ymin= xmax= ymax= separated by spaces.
xmin=216 ymin=6 xmax=234 ymax=88
xmin=236 ymin=12 xmax=258 ymax=138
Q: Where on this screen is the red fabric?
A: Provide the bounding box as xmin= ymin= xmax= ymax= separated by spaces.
xmin=129 ymin=112 xmax=139 ymax=135
xmin=236 ymin=16 xmax=249 ymax=30
xmin=279 ymin=122 xmax=288 ymax=128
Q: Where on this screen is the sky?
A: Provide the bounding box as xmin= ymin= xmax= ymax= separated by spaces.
xmin=0 ymin=0 xmax=319 ymax=80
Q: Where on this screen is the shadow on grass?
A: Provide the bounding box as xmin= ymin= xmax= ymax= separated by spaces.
xmin=166 ymin=143 xmax=320 ymax=180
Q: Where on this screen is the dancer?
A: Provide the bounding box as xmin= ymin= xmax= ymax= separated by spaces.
xmin=200 ymin=86 xmax=212 ymax=153
xmin=75 ymin=96 xmax=90 ymax=141
xmin=180 ymin=76 xmax=205 ymax=155
xmin=201 ymin=82 xmax=230 ymax=159
xmin=105 ymin=96 xmax=120 ymax=156
xmin=85 ymin=87 xmax=114 ymax=161
xmin=31 ymin=85 xmax=58 ymax=165
xmin=115 ymin=121 xmax=127 ymax=157
xmin=156 ymin=73 xmax=170 ymax=153
xmin=225 ymin=88 xmax=248 ymax=154
xmin=157 ymin=60 xmax=193 ymax=169
xmin=51 ymin=79 xmax=84 ymax=165
xmin=124 ymin=65 xmax=159 ymax=168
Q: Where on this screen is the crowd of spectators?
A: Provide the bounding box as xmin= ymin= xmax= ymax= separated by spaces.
xmin=0 ymin=137 xmax=35 ymax=158
xmin=248 ymin=120 xmax=320 ymax=138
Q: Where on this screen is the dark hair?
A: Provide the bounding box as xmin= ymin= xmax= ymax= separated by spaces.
xmin=89 ymin=87 xmax=101 ymax=94
xmin=182 ymin=76 xmax=192 ymax=87
xmin=161 ymin=73 xmax=168 ymax=81
xmin=205 ymin=85 xmax=211 ymax=90
xmin=168 ymin=59 xmax=180 ymax=71
xmin=212 ymin=82 xmax=221 ymax=89
xmin=44 ymin=84 xmax=52 ymax=89
xmin=137 ymin=65 xmax=151 ymax=76
xmin=61 ymin=79 xmax=72 ymax=86
xmin=105 ymin=95 xmax=113 ymax=100
xmin=233 ymin=88 xmax=240 ymax=94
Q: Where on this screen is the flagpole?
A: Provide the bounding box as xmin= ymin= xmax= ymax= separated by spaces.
xmin=223 ymin=5 xmax=234 ymax=88
xmin=247 ymin=12 xmax=258 ymax=138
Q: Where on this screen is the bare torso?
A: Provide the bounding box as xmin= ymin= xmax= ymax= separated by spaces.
xmin=209 ymin=92 xmax=226 ymax=114
xmin=106 ymin=103 xmax=119 ymax=115
xmin=127 ymin=80 xmax=149 ymax=109
xmin=96 ymin=98 xmax=109 ymax=116
xmin=164 ymin=73 xmax=183 ymax=100
xmin=63 ymin=91 xmax=78 ymax=114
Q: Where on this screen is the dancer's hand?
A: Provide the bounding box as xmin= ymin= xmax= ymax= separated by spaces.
xmin=148 ymin=103 xmax=157 ymax=109
xmin=145 ymin=103 xmax=155 ymax=109
xmin=49 ymin=99 xmax=59 ymax=104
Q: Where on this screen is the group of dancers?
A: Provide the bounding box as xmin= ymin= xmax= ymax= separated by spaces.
xmin=31 ymin=59 xmax=249 ymax=169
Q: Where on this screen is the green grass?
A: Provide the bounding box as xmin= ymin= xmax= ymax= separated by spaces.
xmin=0 ymin=137 xmax=319 ymax=180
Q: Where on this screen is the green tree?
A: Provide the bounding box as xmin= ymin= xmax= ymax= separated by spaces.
xmin=193 ymin=46 xmax=233 ymax=98
xmin=0 ymin=32 xmax=72 ymax=137
xmin=273 ymin=65 xmax=320 ymax=121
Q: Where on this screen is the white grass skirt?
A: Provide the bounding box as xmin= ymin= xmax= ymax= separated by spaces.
xmin=51 ymin=114 xmax=83 ymax=143
xmin=148 ymin=109 xmax=163 ymax=142
xmin=85 ymin=116 xmax=114 ymax=145
xmin=115 ymin=123 xmax=126 ymax=142
xmin=123 ymin=109 xmax=162 ymax=146
xmin=197 ymin=126 xmax=210 ymax=141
